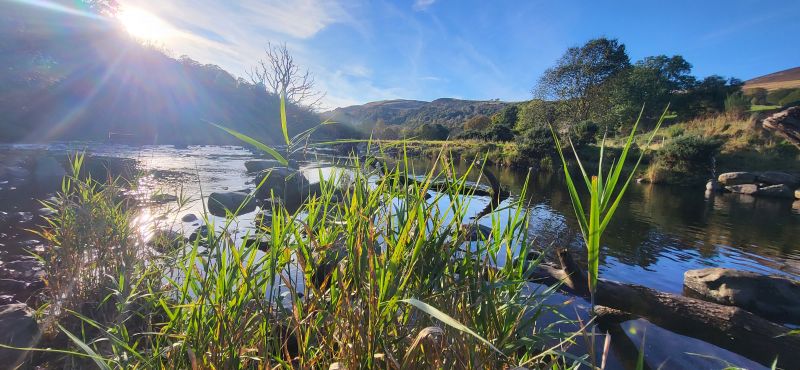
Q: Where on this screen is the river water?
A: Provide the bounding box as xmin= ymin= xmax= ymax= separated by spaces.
xmin=1 ymin=143 xmax=797 ymax=369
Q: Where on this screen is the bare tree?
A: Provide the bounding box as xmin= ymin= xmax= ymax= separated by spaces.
xmin=248 ymin=42 xmax=325 ymax=109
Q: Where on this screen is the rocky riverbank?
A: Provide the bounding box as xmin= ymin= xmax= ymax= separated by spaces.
xmin=708 ymin=171 xmax=800 ymax=210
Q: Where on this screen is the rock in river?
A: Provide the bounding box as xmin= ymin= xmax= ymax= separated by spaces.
xmin=756 ymin=171 xmax=800 ymax=187
xmin=254 ymin=167 xmax=309 ymax=211
xmin=684 ymin=268 xmax=800 ymax=324
xmin=181 ymin=213 xmax=198 ymax=222
xmin=0 ymin=303 xmax=40 ymax=366
xmin=757 ymin=184 xmax=795 ymax=198
xmin=795 ymin=188 xmax=800 ymax=199
xmin=207 ymin=191 xmax=256 ymax=217
xmin=725 ymin=184 xmax=758 ymax=195
xmin=245 ymin=160 xmax=282 ymax=173
xmin=718 ymin=172 xmax=756 ymax=186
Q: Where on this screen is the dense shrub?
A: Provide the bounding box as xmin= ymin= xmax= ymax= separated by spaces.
xmin=415 ymin=123 xmax=450 ymax=140
xmin=746 ymin=87 xmax=768 ymax=105
xmin=571 ymin=120 xmax=599 ymax=148
xmin=454 ymin=125 xmax=515 ymax=142
xmin=724 ymin=92 xmax=751 ymax=117
xmin=463 ymin=114 xmax=492 ymax=131
xmin=517 ymin=126 xmax=556 ymax=162
xmin=649 ymin=136 xmax=721 ymax=184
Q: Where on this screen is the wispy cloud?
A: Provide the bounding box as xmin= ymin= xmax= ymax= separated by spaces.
xmin=413 ymin=0 xmax=436 ymax=11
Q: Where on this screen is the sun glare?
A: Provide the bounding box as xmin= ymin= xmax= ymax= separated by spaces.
xmin=117 ymin=7 xmax=173 ymax=41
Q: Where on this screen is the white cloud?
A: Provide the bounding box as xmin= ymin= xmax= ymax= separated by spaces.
xmin=413 ymin=0 xmax=436 ymax=11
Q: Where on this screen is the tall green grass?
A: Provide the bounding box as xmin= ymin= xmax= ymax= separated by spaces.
xmin=28 ymin=98 xmax=588 ymax=368
xmin=551 ymin=106 xmax=667 ymax=308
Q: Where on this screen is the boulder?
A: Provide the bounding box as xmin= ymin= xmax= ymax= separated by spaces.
xmin=718 ymin=172 xmax=756 ymax=186
xmin=207 ymin=191 xmax=256 ymax=217
xmin=245 ymin=160 xmax=282 ymax=173
xmin=725 ymin=184 xmax=758 ymax=195
xmin=705 ymin=179 xmax=722 ymax=192
xmin=757 ymin=184 xmax=795 ymax=199
xmin=756 ymin=171 xmax=800 ymax=186
xmin=684 ymin=268 xmax=800 ymax=324
xmin=796 ymin=188 xmax=800 ymax=199
xmin=181 ymin=213 xmax=198 ymax=222
xmin=254 ymin=167 xmax=309 ymax=212
xmin=0 ymin=303 xmax=40 ymax=366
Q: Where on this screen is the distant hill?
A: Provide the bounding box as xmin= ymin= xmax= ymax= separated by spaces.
xmin=325 ymin=98 xmax=510 ymax=129
xmin=744 ymin=66 xmax=800 ymax=91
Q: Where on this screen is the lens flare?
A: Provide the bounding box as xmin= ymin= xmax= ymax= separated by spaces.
xmin=117 ymin=6 xmax=173 ymax=41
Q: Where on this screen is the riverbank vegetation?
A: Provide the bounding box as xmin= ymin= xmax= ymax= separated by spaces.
xmin=23 ymin=151 xmax=593 ymax=369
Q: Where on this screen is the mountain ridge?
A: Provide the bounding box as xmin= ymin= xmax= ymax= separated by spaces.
xmin=324 ymin=98 xmax=511 ymax=129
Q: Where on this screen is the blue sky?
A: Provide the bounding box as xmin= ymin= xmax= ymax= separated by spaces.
xmin=120 ymin=0 xmax=800 ymax=109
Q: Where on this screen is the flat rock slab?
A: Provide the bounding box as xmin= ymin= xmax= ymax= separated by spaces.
xmin=726 ymin=184 xmax=758 ymax=195
xmin=207 ymin=191 xmax=256 ymax=217
xmin=756 ymin=171 xmax=800 ymax=187
xmin=718 ymin=172 xmax=756 ymax=186
xmin=684 ymin=267 xmax=800 ymax=324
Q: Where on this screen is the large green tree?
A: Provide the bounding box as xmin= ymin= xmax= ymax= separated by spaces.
xmin=606 ymin=55 xmax=695 ymax=127
xmin=535 ymin=37 xmax=630 ymax=123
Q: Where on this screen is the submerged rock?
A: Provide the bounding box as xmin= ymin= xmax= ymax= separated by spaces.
xmin=684 ymin=268 xmax=800 ymax=324
xmin=725 ymin=184 xmax=758 ymax=195
xmin=0 ymin=303 xmax=40 ymax=366
xmin=244 ymin=160 xmax=282 ymax=173
xmin=207 ymin=191 xmax=256 ymax=217
xmin=718 ymin=172 xmax=756 ymax=186
xmin=757 ymin=184 xmax=795 ymax=198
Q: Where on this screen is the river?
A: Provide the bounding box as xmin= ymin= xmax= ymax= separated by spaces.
xmin=0 ymin=143 xmax=797 ymax=369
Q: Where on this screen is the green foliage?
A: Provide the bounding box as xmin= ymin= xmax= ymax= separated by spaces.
xmin=724 ymin=92 xmax=751 ymax=117
xmin=746 ymin=88 xmax=768 ymax=105
xmin=571 ymin=120 xmax=600 ymax=148
xmin=463 ymin=114 xmax=492 ymax=131
xmin=455 ymin=125 xmax=515 ymax=142
xmin=491 ymin=105 xmax=519 ymax=127
xmin=766 ymin=88 xmax=798 ymax=105
xmin=605 ymin=55 xmax=695 ymax=128
xmin=517 ymin=126 xmax=556 ymax=161
xmin=415 ymin=123 xmax=450 ymax=140
xmin=649 ymin=136 xmax=722 ymax=184
xmin=35 ymin=148 xmax=583 ymax=369
xmin=778 ymin=89 xmax=800 ymax=106
xmin=515 ymin=100 xmax=559 ymax=132
xmin=535 ymin=37 xmax=630 ymax=122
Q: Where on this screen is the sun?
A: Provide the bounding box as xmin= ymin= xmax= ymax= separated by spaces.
xmin=117 ymin=7 xmax=173 ymax=41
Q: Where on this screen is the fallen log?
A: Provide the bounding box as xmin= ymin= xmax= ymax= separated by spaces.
xmin=527 ymin=249 xmax=800 ymax=367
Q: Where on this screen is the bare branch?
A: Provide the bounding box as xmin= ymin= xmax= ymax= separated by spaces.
xmin=249 ymin=42 xmax=324 ymax=110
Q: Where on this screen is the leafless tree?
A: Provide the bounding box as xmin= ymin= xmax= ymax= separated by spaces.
xmin=248 ymin=42 xmax=325 ymax=110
